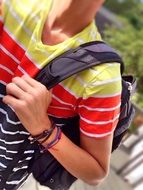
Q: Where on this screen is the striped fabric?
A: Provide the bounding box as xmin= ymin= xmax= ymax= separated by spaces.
xmin=0 ymin=0 xmax=122 ymax=189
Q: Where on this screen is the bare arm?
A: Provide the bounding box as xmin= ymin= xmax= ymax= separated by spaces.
xmin=3 ymin=76 xmax=113 ymax=186
xmin=47 ymin=130 xmax=113 ymax=185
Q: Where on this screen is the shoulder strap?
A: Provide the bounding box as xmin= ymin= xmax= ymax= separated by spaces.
xmin=35 ymin=41 xmax=124 ymax=89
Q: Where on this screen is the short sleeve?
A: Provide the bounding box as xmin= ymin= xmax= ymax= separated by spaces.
xmin=78 ymin=63 xmax=122 ymax=138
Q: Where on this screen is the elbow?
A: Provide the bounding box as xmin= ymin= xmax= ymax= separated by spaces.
xmin=88 ymin=174 xmax=108 ymax=187
xmin=87 ymin=180 xmax=105 ymax=187
xmin=87 ymin=174 xmax=108 ymax=186
xmin=84 ymin=167 xmax=109 ymax=186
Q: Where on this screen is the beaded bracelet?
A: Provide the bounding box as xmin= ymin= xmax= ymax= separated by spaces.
xmin=28 ymin=121 xmax=56 ymax=144
xmin=40 ymin=127 xmax=62 ymax=153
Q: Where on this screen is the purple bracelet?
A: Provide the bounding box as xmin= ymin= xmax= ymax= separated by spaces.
xmin=40 ymin=127 xmax=62 ymax=153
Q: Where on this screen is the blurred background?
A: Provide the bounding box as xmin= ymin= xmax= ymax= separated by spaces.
xmin=96 ymin=0 xmax=143 ymax=189
xmin=22 ymin=0 xmax=143 ymax=190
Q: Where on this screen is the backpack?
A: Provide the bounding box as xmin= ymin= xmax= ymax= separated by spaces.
xmin=30 ymin=41 xmax=136 ymax=190
xmin=1 ymin=41 xmax=136 ymax=190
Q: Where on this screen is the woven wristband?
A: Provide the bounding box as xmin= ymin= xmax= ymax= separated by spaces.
xmin=40 ymin=127 xmax=62 ymax=153
xmin=28 ymin=120 xmax=56 ymax=144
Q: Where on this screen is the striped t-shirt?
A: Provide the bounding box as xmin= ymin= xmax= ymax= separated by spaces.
xmin=0 ymin=0 xmax=122 ymax=189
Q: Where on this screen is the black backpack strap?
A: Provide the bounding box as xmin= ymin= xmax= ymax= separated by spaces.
xmin=35 ymin=41 xmax=124 ymax=89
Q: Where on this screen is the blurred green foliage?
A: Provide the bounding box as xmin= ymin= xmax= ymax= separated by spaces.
xmin=104 ymin=0 xmax=143 ymax=107
xmin=105 ymin=0 xmax=143 ymax=29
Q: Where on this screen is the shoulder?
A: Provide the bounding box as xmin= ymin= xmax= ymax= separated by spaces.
xmin=1 ymin=0 xmax=52 ymax=48
xmin=2 ymin=0 xmax=38 ymax=21
xmin=2 ymin=0 xmax=51 ymax=27
xmin=60 ymin=62 xmax=121 ymax=99
xmin=83 ymin=62 xmax=122 ymax=98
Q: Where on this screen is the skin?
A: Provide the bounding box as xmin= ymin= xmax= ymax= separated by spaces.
xmin=2 ymin=0 xmax=115 ymax=186
xmin=0 ymin=0 xmax=2 ymax=15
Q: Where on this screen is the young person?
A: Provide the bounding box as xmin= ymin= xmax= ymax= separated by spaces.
xmin=0 ymin=0 xmax=121 ymax=189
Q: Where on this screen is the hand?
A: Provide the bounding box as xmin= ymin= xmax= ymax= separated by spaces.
xmin=3 ymin=75 xmax=52 ymax=136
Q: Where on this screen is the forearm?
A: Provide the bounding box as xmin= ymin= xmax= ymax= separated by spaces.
xmin=2 ymin=76 xmax=109 ymax=185
xmin=43 ymin=128 xmax=107 ymax=185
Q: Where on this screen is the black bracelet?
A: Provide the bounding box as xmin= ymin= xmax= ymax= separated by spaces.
xmin=28 ymin=121 xmax=56 ymax=144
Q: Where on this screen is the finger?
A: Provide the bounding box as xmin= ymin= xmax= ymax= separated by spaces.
xmin=21 ymin=75 xmax=41 ymax=88
xmin=12 ymin=77 xmax=33 ymax=92
xmin=6 ymin=82 xmax=26 ymax=99
xmin=2 ymin=95 xmax=21 ymax=109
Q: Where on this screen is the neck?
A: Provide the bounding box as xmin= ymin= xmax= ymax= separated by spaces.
xmin=48 ymin=0 xmax=104 ymax=35
xmin=42 ymin=0 xmax=104 ymax=45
